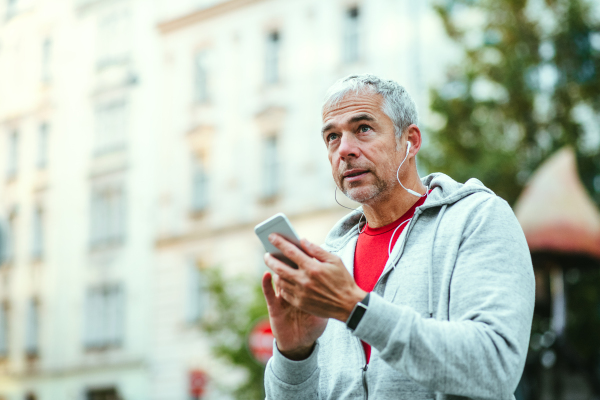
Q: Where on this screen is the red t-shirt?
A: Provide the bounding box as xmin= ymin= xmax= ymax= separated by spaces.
xmin=353 ymin=195 xmax=427 ymax=363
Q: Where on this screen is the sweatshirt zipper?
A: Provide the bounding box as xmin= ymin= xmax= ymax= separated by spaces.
xmin=362 ymin=363 xmax=369 ymax=399
xmin=355 ymin=212 xmax=421 ymax=400
xmin=355 ymin=337 xmax=368 ymax=399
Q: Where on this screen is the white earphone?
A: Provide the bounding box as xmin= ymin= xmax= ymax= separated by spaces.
xmin=397 ymin=141 xmax=426 ymax=198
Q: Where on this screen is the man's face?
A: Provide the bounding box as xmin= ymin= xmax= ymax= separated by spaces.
xmin=322 ymin=92 xmax=402 ymax=204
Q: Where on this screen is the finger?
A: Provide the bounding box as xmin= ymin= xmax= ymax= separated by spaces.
xmin=300 ymin=238 xmax=336 ymax=262
xmin=264 ymin=252 xmax=300 ymax=283
xmin=272 ymin=272 xmax=296 ymax=294
xmin=268 ymin=234 xmax=313 ymax=268
xmin=272 ymin=273 xmax=282 ymax=296
xmin=277 ymin=279 xmax=299 ymax=308
xmin=272 ymin=275 xmax=294 ymax=308
xmin=261 ymin=272 xmax=278 ymax=309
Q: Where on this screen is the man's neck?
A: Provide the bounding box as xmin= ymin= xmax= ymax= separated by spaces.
xmin=362 ymin=175 xmax=427 ymax=228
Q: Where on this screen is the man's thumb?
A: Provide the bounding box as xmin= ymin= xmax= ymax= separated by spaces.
xmin=261 ymin=271 xmax=277 ymax=307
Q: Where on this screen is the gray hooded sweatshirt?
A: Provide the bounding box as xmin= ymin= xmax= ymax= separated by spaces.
xmin=264 ymin=173 xmax=535 ymax=399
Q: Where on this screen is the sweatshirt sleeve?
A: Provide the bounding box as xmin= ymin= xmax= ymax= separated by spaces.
xmin=353 ymin=196 xmax=535 ymax=399
xmin=264 ymin=340 xmax=321 ymax=399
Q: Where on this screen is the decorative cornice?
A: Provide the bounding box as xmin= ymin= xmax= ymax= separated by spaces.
xmin=157 ymin=0 xmax=267 ymax=35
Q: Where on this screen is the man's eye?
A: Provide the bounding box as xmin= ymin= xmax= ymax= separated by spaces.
xmin=359 ymin=125 xmax=371 ymax=133
xmin=327 ymin=133 xmax=339 ymax=142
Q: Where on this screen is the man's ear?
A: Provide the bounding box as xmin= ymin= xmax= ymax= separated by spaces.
xmin=405 ymin=125 xmax=422 ymax=156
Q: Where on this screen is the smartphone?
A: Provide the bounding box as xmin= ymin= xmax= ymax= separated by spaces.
xmin=255 ymin=213 xmax=303 ymax=269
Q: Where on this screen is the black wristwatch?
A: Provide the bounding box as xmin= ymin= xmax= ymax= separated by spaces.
xmin=346 ymin=293 xmax=370 ymax=331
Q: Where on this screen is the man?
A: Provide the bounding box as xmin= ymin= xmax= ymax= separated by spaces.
xmin=262 ymin=74 xmax=534 ymax=399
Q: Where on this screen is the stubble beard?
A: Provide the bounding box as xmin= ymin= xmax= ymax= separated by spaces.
xmin=339 ymin=171 xmax=396 ymax=205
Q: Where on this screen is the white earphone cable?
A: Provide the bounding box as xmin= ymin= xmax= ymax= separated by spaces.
xmin=397 ymin=142 xmax=427 ymax=198
xmin=388 ymin=218 xmax=411 ymax=256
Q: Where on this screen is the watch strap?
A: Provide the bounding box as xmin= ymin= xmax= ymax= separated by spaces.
xmin=346 ymin=293 xmax=370 ymax=331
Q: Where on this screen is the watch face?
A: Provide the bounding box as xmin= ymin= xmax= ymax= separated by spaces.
xmin=347 ymin=302 xmax=368 ymax=331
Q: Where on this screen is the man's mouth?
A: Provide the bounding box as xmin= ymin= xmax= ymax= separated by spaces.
xmin=343 ymin=169 xmax=369 ymax=182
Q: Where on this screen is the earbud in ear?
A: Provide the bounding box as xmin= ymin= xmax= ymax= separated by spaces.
xmin=397 ymin=140 xmax=426 ymax=198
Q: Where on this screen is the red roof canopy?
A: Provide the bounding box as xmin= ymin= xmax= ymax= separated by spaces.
xmin=513 ymin=147 xmax=600 ymax=259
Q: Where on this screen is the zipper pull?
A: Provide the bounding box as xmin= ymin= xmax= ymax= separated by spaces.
xmin=362 ymin=364 xmax=369 ymax=399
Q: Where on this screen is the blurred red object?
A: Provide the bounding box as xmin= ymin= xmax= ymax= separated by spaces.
xmin=248 ymin=318 xmax=274 ymax=364
xmin=189 ymin=369 xmax=208 ymax=397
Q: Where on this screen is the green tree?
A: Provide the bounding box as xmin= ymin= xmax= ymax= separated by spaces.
xmin=200 ymin=266 xmax=268 ymax=400
xmin=423 ymin=0 xmax=600 ymax=206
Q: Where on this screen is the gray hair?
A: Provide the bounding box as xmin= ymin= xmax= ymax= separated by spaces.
xmin=322 ymin=73 xmax=418 ymax=138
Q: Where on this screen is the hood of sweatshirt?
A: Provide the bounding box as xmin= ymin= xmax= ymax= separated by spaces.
xmin=322 ymin=172 xmax=496 ymax=252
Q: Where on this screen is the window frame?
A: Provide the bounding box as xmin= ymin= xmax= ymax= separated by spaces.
xmin=193 ymin=50 xmax=209 ymax=103
xmin=262 ymin=136 xmax=279 ymax=198
xmin=343 ymin=6 xmax=361 ymax=64
xmin=265 ymin=31 xmax=281 ymax=85
xmin=84 ymin=284 xmax=124 ymax=350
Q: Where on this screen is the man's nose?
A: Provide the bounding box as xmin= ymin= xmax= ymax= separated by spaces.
xmin=338 ymin=133 xmax=361 ymax=159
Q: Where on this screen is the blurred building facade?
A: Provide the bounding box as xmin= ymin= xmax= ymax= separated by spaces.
xmin=0 ymin=0 xmax=160 ymax=399
xmin=0 ymin=0 xmax=453 ymax=399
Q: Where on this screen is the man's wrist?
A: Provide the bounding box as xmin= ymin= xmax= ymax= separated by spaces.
xmin=277 ymin=342 xmax=316 ymax=361
xmin=339 ymin=287 xmax=368 ymax=322
xmin=346 ymin=292 xmax=370 ymax=331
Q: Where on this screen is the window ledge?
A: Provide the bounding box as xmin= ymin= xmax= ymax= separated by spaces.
xmin=83 ymin=343 xmax=122 ymax=353
xmin=189 ymin=209 xmax=208 ymax=219
xmin=258 ymin=194 xmax=280 ymax=206
xmin=5 ymin=173 xmax=17 ymax=183
xmin=89 ymin=240 xmax=125 ymax=253
xmin=92 ymin=144 xmax=128 ymax=158
xmin=30 ymin=255 xmax=43 ymax=264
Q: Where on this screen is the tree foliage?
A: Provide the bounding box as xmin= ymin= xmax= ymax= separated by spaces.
xmin=423 ymin=0 xmax=600 ymax=206
xmin=199 ymin=267 xmax=268 ymax=400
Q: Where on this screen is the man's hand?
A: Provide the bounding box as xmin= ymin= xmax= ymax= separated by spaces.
xmin=264 ymin=234 xmax=367 ymax=322
xmin=262 ymin=272 xmax=327 ymax=360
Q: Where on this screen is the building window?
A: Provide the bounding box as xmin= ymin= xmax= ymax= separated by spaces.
xmin=262 ymin=136 xmax=279 ymax=198
xmin=24 ymin=299 xmax=39 ymax=356
xmin=96 ymin=9 xmax=130 ymax=68
xmin=0 ymin=303 xmax=9 ymax=358
xmin=0 ymin=222 xmax=6 ymax=266
xmin=194 ymin=51 xmax=208 ymax=103
xmin=86 ymin=388 xmax=120 ymax=400
xmin=191 ymin=155 xmax=208 ymax=212
xmin=41 ymin=38 xmax=52 ymax=83
xmin=6 ymin=0 xmax=18 ymax=20
xmin=94 ymin=100 xmax=128 ymax=154
xmin=6 ymin=130 xmax=18 ymax=179
xmin=343 ymin=7 xmax=360 ymax=63
xmin=265 ymin=31 xmax=280 ymax=84
xmin=90 ymin=184 xmax=126 ymax=248
xmin=31 ymin=208 xmax=43 ymax=259
xmin=5 ymin=208 xmax=17 ymax=264
xmin=84 ymin=285 xmax=124 ymax=349
xmin=187 ymin=262 xmax=209 ymax=322
xmin=37 ymin=123 xmax=49 ymax=169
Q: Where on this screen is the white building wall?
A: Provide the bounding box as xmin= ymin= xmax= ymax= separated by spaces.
xmin=0 ymin=0 xmax=162 ymax=399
